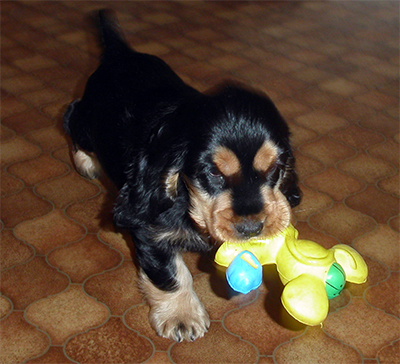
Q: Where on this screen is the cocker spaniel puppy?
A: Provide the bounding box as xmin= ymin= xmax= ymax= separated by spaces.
xmin=64 ymin=11 xmax=301 ymax=342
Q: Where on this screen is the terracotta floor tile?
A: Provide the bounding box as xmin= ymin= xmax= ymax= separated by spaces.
xmin=342 ymin=51 xmax=382 ymax=67
xmin=368 ymin=139 xmax=400 ymax=168
xmin=18 ymin=87 xmax=68 ymax=107
xmin=324 ymin=99 xmax=376 ymax=123
xmin=292 ymin=186 xmax=333 ymax=222
xmin=263 ymin=56 xmax=305 ymax=74
xmin=290 ymin=66 xmax=333 ymax=84
xmin=378 ymin=172 xmax=399 ymax=196
xmin=145 ymin=352 xmax=175 ymax=364
xmin=7 ymin=153 xmax=69 ymax=186
xmin=294 ymin=221 xmax=339 ymax=249
xmin=1 ymin=63 xmax=22 ymax=79
xmin=26 ymin=285 xmax=109 ymax=345
xmin=65 ymin=317 xmax=153 ymax=364
xmin=377 ymin=80 xmax=400 ymax=98
xmin=65 ymin=193 xmax=114 ymax=233
xmin=1 ymin=229 xmax=34 ymax=270
xmin=1 ymin=169 xmax=24 ymax=196
xmin=378 ymin=340 xmax=400 ymax=364
xmin=294 ymin=154 xmax=325 ymax=181
xmin=125 ymin=303 xmax=174 ymax=351
xmin=25 ymin=346 xmax=74 ymax=364
xmin=25 ymin=126 xmax=67 ymax=152
xmin=1 ymin=188 xmax=53 ymax=228
xmin=309 ymin=203 xmax=376 ymax=244
xmin=14 ymin=209 xmax=86 ymax=254
xmin=324 ymin=297 xmax=400 ymax=358
xmin=2 ymin=108 xmax=55 ymax=134
xmin=330 ymin=125 xmax=384 ymax=150
xmin=348 ymin=68 xmax=393 ymax=88
xmin=1 ymin=136 xmax=41 ymax=167
xmin=287 ymin=123 xmax=319 ymax=149
xmin=84 ymin=261 xmax=142 ymax=315
xmin=338 ymin=153 xmax=396 ymax=184
xmin=170 ymin=323 xmax=258 ymax=363
xmin=0 ymin=295 xmax=12 ymax=319
xmin=3 ymin=46 xmax=36 ymax=63
xmin=293 ymin=88 xmax=343 ymax=109
xmin=295 ymin=111 xmax=349 ymax=134
xmin=52 ymin=146 xmax=74 ymax=168
xmin=1 ymin=74 xmax=44 ymax=94
xmin=178 ymin=62 xmax=225 ymax=83
xmin=354 ymin=90 xmax=398 ymax=110
xmin=223 ymin=292 xmax=303 ymax=355
xmin=275 ymin=98 xmax=313 ymax=120
xmin=345 ymin=186 xmax=399 ymax=224
xmin=304 ymin=167 xmax=364 ymax=202
xmin=1 ymin=256 xmax=69 ymax=310
xmin=209 ymin=54 xmax=251 ymax=72
xmin=360 ymin=256 xmax=390 ymax=290
xmin=275 ymin=326 xmax=362 ymax=364
xmin=0 ymin=312 xmax=49 ymax=364
xmin=366 ymin=272 xmax=400 ymax=318
xmin=298 ymin=137 xmax=355 ymax=166
xmin=48 ymin=235 xmax=122 ymax=283
xmin=98 ymin=225 xmax=134 ymax=260
xmin=369 ymin=61 xmax=399 ymax=78
xmin=0 ymin=124 xmax=15 ymax=142
xmin=35 ymin=172 xmax=100 ymax=209
xmin=353 ymin=224 xmax=400 ymax=271
xmin=319 ymin=78 xmax=367 ymax=97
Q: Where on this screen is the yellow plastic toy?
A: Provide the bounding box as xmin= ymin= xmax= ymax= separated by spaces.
xmin=214 ymin=224 xmax=368 ymax=326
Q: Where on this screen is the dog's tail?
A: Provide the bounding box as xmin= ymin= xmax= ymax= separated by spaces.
xmin=98 ymin=9 xmax=128 ymax=52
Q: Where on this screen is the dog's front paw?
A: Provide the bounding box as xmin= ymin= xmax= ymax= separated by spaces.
xmin=149 ymin=294 xmax=210 ymax=342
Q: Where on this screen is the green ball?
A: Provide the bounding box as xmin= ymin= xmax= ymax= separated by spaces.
xmin=325 ymin=263 xmax=346 ymax=299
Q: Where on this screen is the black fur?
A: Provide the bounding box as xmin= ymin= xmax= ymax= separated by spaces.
xmin=64 ymin=11 xmax=301 ymax=293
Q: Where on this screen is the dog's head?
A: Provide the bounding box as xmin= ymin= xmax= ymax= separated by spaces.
xmin=180 ymin=85 xmax=301 ymax=242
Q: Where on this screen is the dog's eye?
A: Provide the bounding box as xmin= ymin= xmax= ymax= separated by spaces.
xmin=209 ymin=167 xmax=225 ymax=182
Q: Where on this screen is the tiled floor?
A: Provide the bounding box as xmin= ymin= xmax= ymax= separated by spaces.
xmin=1 ymin=1 xmax=399 ymax=363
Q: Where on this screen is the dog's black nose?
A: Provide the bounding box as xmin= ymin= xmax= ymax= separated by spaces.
xmin=235 ymin=220 xmax=264 ymax=238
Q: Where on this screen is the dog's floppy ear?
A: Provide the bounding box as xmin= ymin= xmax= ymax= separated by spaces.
xmin=279 ymin=152 xmax=302 ymax=208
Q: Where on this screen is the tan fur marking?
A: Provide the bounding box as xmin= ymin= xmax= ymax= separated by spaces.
xmin=187 ymin=177 xmax=292 ymax=243
xmin=140 ymin=254 xmax=210 ymax=342
xmin=253 ymin=141 xmax=278 ymax=173
xmin=73 ymin=149 xmax=102 ymax=179
xmin=187 ymin=179 xmax=215 ymax=232
xmin=164 ymin=170 xmax=180 ymax=199
xmin=213 ymin=146 xmax=241 ymax=177
xmin=260 ymin=185 xmax=291 ymax=237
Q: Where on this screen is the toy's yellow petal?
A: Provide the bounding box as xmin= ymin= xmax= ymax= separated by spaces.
xmin=281 ymin=274 xmax=329 ymax=326
xmin=333 ymin=245 xmax=368 ymax=284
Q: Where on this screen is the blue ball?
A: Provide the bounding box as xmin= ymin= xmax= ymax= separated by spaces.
xmin=226 ymin=251 xmax=262 ymax=294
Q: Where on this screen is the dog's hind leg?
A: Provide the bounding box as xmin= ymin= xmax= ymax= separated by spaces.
xmin=72 ymin=148 xmax=102 ymax=179
xmin=140 ymin=253 xmax=210 ymax=342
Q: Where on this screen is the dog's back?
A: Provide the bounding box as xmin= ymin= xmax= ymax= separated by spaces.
xmin=63 ymin=10 xmax=198 ymax=187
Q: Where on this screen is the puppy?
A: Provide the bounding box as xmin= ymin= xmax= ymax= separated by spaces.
xmin=63 ymin=11 xmax=301 ymax=342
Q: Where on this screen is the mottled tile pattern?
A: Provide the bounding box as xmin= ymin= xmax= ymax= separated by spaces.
xmin=1 ymin=1 xmax=399 ymax=363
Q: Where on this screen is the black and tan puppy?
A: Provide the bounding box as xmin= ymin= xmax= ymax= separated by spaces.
xmin=64 ymin=11 xmax=301 ymax=342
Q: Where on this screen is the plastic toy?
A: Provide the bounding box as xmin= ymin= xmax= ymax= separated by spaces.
xmin=214 ymin=224 xmax=368 ymax=326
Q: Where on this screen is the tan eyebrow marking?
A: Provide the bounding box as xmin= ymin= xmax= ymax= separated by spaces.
xmin=213 ymin=146 xmax=241 ymax=177
xmin=253 ymin=141 xmax=278 ymax=173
